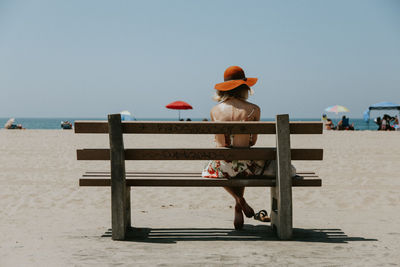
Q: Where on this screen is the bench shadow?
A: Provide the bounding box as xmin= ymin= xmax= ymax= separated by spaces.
xmin=101 ymin=225 xmax=378 ymax=244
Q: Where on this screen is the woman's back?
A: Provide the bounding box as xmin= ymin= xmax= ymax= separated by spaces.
xmin=211 ymin=98 xmax=260 ymax=147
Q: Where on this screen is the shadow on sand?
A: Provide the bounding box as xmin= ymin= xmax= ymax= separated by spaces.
xmin=101 ymin=225 xmax=377 ymax=244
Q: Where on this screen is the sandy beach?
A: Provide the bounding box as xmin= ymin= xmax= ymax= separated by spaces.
xmin=1 ymin=129 xmax=399 ymax=266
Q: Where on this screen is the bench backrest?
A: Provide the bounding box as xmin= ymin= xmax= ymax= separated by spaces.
xmin=75 ymin=114 xmax=323 ymax=162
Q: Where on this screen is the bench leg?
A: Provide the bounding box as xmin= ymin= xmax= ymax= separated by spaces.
xmin=270 ymin=184 xmax=293 ymax=240
xmin=112 ymin=175 xmax=127 ymax=240
xmin=274 ymin=114 xmax=293 ymax=240
xmin=270 ymin=187 xmax=278 ymax=232
xmin=126 ymin=186 xmax=131 ymax=228
xmin=109 ymin=113 xmax=128 ymax=240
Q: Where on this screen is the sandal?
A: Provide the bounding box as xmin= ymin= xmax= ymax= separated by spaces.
xmin=254 ymin=210 xmax=271 ymax=222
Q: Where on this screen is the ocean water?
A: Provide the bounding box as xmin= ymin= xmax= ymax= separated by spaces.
xmin=0 ymin=117 xmax=380 ymax=130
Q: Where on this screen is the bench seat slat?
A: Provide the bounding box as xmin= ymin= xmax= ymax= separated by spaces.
xmin=79 ymin=177 xmax=321 ymax=187
xmin=74 ymin=121 xmax=322 ymax=134
xmin=85 ymin=171 xmax=315 ymax=176
xmin=77 ymin=148 xmax=323 ymax=161
xmin=82 ymin=172 xmax=319 ymax=178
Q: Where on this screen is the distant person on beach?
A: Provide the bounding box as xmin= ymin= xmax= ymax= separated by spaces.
xmin=61 ymin=120 xmax=73 ymax=130
xmin=325 ymin=118 xmax=335 ymax=130
xmin=337 ymin=115 xmax=354 ymax=130
xmin=374 ymin=116 xmax=382 ymax=130
xmin=394 ymin=116 xmax=399 ymax=130
xmin=4 ymin=118 xmax=25 ymax=129
xmin=322 ymin=114 xmax=335 ymax=130
xmin=201 ymin=66 xmax=295 ymax=229
xmin=9 ymin=124 xmax=24 ymax=129
xmin=381 ymin=116 xmax=388 ymax=130
xmin=381 ymin=114 xmax=395 ymax=131
xmin=322 ymin=114 xmax=327 ymax=123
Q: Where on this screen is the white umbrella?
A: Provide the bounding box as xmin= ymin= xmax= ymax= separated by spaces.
xmin=4 ymin=118 xmax=15 ymax=129
xmin=120 ymin=110 xmax=135 ymax=121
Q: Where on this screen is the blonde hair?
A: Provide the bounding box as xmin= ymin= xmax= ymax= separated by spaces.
xmin=213 ymin=84 xmax=253 ymax=102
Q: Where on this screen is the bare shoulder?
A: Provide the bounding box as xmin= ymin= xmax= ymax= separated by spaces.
xmin=247 ymin=102 xmax=261 ymax=114
xmin=210 ymin=103 xmax=223 ymax=120
xmin=249 ymin=102 xmax=260 ymax=112
xmin=210 ymin=104 xmax=220 ymax=114
xmin=245 ymin=101 xmax=261 ymax=121
xmin=210 ymin=104 xmax=219 ymax=118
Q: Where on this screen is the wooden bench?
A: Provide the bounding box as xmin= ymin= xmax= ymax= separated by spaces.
xmin=75 ymin=114 xmax=323 ymax=240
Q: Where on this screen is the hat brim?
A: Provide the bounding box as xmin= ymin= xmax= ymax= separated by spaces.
xmin=214 ymin=78 xmax=258 ymax=91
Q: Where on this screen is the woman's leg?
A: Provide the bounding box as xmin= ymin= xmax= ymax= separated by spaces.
xmin=233 ymin=202 xmax=244 ymax=230
xmin=224 ymin=187 xmax=255 ymax=218
xmin=223 ymin=187 xmax=243 ymax=229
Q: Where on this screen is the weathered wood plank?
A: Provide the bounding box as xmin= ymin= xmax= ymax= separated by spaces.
xmin=126 ymin=186 xmax=131 ymax=228
xmin=109 ymin=114 xmax=127 ymax=240
xmin=85 ymin=171 xmax=205 ymax=174
xmin=77 ymin=148 xmax=323 ymax=161
xmin=74 ymin=121 xmax=108 ymax=133
xmin=79 ymin=177 xmax=322 ymax=187
xmin=84 ymin=171 xmax=315 ymax=177
xmin=74 ymin=121 xmax=322 ymax=134
xmin=291 ymin=149 xmax=323 ymax=160
xmin=82 ymin=173 xmax=319 ymax=178
xmin=270 ymin=187 xmax=278 ymax=232
xmin=83 ymin=174 xmax=201 ymax=177
xmin=275 ymin=114 xmax=293 ymax=240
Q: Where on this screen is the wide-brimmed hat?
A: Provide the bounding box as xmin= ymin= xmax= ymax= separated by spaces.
xmin=214 ymin=66 xmax=258 ymax=91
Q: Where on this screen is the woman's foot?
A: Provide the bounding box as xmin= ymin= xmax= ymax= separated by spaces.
xmin=238 ymin=197 xmax=255 ymax=218
xmin=234 ymin=204 xmax=244 ymax=230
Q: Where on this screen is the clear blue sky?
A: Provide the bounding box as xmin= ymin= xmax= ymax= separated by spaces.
xmin=1 ymin=0 xmax=399 ymax=118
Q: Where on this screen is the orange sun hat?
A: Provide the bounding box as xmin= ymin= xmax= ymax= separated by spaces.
xmin=214 ymin=66 xmax=258 ymax=91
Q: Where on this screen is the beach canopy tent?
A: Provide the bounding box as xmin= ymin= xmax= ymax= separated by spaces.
xmin=363 ymin=102 xmax=400 ymax=122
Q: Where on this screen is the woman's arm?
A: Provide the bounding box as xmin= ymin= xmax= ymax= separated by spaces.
xmin=249 ymin=107 xmax=261 ymax=146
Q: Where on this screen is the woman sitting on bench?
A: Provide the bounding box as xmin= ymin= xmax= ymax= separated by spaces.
xmin=202 ymin=66 xmax=296 ymax=229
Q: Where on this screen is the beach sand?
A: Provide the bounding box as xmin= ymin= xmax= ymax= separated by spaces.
xmin=1 ymin=129 xmax=399 ymax=266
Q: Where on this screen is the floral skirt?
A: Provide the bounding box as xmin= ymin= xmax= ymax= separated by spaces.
xmin=201 ymin=160 xmax=296 ymax=179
